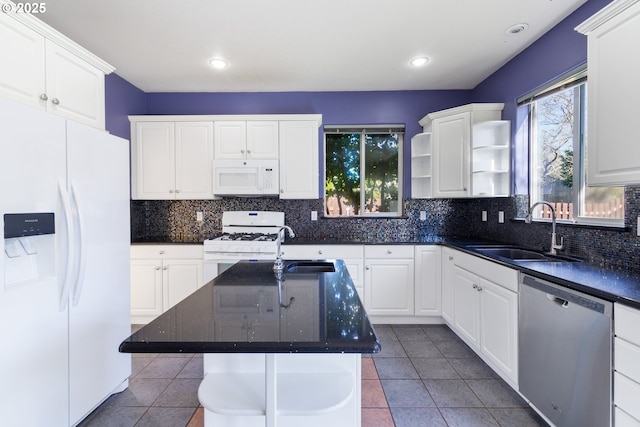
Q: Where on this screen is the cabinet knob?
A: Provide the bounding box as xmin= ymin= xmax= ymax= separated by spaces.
xmin=247 ymin=150 xmax=251 ymax=154
xmin=159 ymin=250 xmax=165 ymax=255
xmin=51 ymin=98 xmax=60 ymax=105
xmin=448 ymin=256 xmax=454 ymax=260
xmin=163 ymin=267 xmax=168 ymax=271
xmin=318 ymin=250 xmax=323 ymax=255
xmin=280 ymin=189 xmax=284 ymax=193
xmin=463 ymin=187 xmax=468 ymax=191
xmin=387 ymin=250 xmax=392 ymax=254
xmin=39 ymin=93 xmax=48 ymax=101
xmin=155 ymin=267 xmax=160 ymax=270
xmin=365 ymin=266 xmax=370 ymax=270
xmin=169 ymin=189 xmax=174 ymax=194
xmin=241 ymin=149 xmax=245 ymax=154
xmin=175 ymin=189 xmax=180 ymax=193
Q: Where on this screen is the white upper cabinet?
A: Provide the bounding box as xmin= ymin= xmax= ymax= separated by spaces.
xmin=279 ymin=119 xmax=321 ymax=199
xmin=415 ymin=103 xmax=508 ymax=198
xmin=131 ymin=120 xmax=214 ymax=200
xmin=576 ymin=0 xmax=640 ymax=186
xmin=0 ymin=10 xmax=113 ymax=129
xmin=214 ymin=120 xmax=279 ymax=159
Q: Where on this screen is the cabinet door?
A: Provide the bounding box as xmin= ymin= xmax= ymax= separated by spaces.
xmin=584 ymin=2 xmax=640 ymax=186
xmin=441 ymin=248 xmax=456 ymax=325
xmin=433 ymin=112 xmax=470 ymax=197
xmin=364 ymin=259 xmax=414 ymax=316
xmin=452 ymin=266 xmax=480 ymax=349
xmin=0 ymin=13 xmax=46 ymax=110
xmin=132 ymin=122 xmax=176 ymax=199
xmin=279 ymin=120 xmax=319 ymax=199
xmin=479 ymin=278 xmax=518 ymax=384
xmin=163 ymin=259 xmax=203 ymax=310
xmin=45 ymin=40 xmax=105 ymax=129
xmin=246 ymin=121 xmax=279 ymax=159
xmin=175 ymin=121 xmax=214 ymax=199
xmin=130 ymin=259 xmax=163 ymax=318
xmin=414 ymin=246 xmax=441 ymax=316
xmin=214 ymin=121 xmax=247 ymax=159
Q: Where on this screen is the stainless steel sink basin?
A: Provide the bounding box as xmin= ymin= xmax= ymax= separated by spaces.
xmin=468 ymin=245 xmax=578 ymax=262
xmin=286 ymin=261 xmax=336 ymax=273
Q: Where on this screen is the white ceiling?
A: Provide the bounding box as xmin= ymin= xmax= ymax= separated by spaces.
xmin=26 ymin=0 xmax=589 ymax=93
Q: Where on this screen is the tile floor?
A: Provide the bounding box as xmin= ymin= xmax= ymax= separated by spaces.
xmin=79 ymin=324 xmax=548 ymax=427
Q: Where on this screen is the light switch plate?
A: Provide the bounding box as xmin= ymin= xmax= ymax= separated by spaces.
xmin=420 ymin=211 xmax=427 ymax=221
xmin=196 ymin=211 xmax=203 ymax=222
xmin=498 ymin=211 xmax=505 ymax=223
xmin=311 ymin=211 xmax=318 ymax=221
xmin=482 ymin=211 xmax=487 ymax=222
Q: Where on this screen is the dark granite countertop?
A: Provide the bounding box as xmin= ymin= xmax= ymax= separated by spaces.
xmin=120 ymin=259 xmax=381 ymax=354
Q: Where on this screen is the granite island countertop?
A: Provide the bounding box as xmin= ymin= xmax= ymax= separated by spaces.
xmin=120 ymin=259 xmax=381 ymax=354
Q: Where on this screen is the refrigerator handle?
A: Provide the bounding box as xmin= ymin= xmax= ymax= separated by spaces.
xmin=58 ymin=180 xmax=75 ymax=311
xmin=70 ymin=182 xmax=87 ymax=306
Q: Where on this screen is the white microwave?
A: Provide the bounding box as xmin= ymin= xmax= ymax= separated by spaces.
xmin=212 ymin=159 xmax=279 ymax=196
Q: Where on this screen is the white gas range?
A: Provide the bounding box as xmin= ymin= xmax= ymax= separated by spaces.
xmin=203 ymin=211 xmax=294 ymax=281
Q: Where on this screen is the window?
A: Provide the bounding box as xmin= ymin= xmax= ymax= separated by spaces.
xmin=324 ymin=126 xmax=403 ymax=217
xmin=526 ymin=70 xmax=624 ymax=225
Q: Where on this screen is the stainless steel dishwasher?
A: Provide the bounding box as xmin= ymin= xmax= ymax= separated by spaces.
xmin=519 ymin=274 xmax=612 ymax=427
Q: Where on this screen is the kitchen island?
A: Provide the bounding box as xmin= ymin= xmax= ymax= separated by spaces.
xmin=120 ymin=259 xmax=380 ymax=427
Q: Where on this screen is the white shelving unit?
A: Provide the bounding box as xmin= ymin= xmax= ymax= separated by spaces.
xmin=411 ymin=132 xmax=433 ymax=199
xmin=471 ymin=120 xmax=510 ymax=197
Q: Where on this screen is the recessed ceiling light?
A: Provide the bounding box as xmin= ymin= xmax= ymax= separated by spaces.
xmin=505 ymin=23 xmax=529 ymax=35
xmin=410 ymin=57 xmax=430 ymax=67
xmin=209 ymin=58 xmax=228 ymax=69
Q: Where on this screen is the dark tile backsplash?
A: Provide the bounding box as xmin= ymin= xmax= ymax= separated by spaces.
xmin=131 ymin=186 xmax=640 ymax=272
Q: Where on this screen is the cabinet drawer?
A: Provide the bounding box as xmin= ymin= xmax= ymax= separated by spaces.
xmin=616 ymin=337 xmax=640 ymax=383
xmin=616 ymin=304 xmax=640 ymax=346
xmin=616 ymin=407 xmax=640 ymax=427
xmin=450 ymin=249 xmax=518 ymax=292
xmin=615 ymin=372 xmax=640 ymax=422
xmin=365 ymin=245 xmax=414 ymax=258
xmin=131 ymin=244 xmax=203 ymax=259
xmin=281 ymin=245 xmax=363 ymax=260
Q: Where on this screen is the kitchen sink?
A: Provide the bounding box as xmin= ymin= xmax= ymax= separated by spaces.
xmin=286 ymin=261 xmax=336 ymax=273
xmin=468 ymin=245 xmax=579 ymax=262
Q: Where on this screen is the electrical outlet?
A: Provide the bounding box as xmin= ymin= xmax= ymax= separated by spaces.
xmin=498 ymin=211 xmax=505 ymax=223
xmin=637 ymin=216 xmax=640 ymax=237
xmin=482 ymin=211 xmax=487 ymax=222
xmin=196 ymin=211 xmax=203 ymax=222
xmin=311 ymin=211 xmax=318 ymax=221
xmin=420 ymin=211 xmax=427 ymax=221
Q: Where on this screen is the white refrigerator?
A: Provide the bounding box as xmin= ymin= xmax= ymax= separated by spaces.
xmin=0 ymin=97 xmax=131 ymax=426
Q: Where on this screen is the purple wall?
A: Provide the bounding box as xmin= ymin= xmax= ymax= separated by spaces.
xmin=472 ymin=0 xmax=612 ymax=194
xmin=105 ymin=73 xmax=146 ymax=140
xmin=104 ymin=0 xmax=610 ymax=197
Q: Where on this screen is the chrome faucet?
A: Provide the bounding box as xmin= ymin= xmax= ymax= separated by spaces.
xmin=525 ymin=201 xmax=564 ymax=255
xmin=274 ymin=225 xmax=295 ymax=271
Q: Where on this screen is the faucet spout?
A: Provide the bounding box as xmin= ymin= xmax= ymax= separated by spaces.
xmin=526 ymin=201 xmax=564 ymax=255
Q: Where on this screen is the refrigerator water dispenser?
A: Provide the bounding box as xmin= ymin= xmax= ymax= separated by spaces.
xmin=3 ymin=213 xmax=55 ymax=288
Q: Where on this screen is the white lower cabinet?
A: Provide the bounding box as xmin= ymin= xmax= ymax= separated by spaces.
xmin=448 ymin=249 xmax=519 ymax=386
xmin=614 ymin=303 xmax=640 ymax=426
xmin=130 ymin=245 xmax=204 ymax=324
xmin=441 ymin=247 xmax=456 ymax=325
xmin=364 ymin=246 xmax=415 ymax=317
xmin=414 ymin=246 xmax=442 ymax=316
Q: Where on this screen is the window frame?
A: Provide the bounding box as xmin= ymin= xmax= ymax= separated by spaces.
xmin=526 ymin=74 xmax=624 ymax=228
xmin=323 ymin=125 xmax=404 ymax=218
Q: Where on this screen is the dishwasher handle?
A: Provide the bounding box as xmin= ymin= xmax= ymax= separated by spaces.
xmin=521 ymin=274 xmax=611 ymax=316
xmin=547 ymin=294 xmax=569 ymax=308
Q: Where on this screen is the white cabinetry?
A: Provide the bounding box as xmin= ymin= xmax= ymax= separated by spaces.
xmin=448 ymin=248 xmax=519 ymax=386
xmin=279 ymin=120 xmax=321 ymax=199
xmin=280 ymin=245 xmax=364 ymax=298
xmin=441 ymin=247 xmax=456 ymax=325
xmin=414 ymin=103 xmax=507 ymax=198
xmin=130 ymin=120 xmax=214 ymax=200
xmin=414 ymin=246 xmax=441 ymax=316
xmin=614 ymin=303 xmax=640 ymax=426
xmin=130 ymin=245 xmax=204 ymax=324
xmin=364 ymin=246 xmax=415 ymax=317
xmin=577 ymin=0 xmax=640 ymax=186
xmin=0 ymin=11 xmax=112 ymax=129
xmin=214 ymin=120 xmax=279 ymax=159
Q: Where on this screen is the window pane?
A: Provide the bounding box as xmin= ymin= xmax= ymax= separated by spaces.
xmin=325 ymin=133 xmax=360 ymax=216
xmin=531 ymin=87 xmax=576 ymax=220
xmin=363 ymin=133 xmax=400 ymax=213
